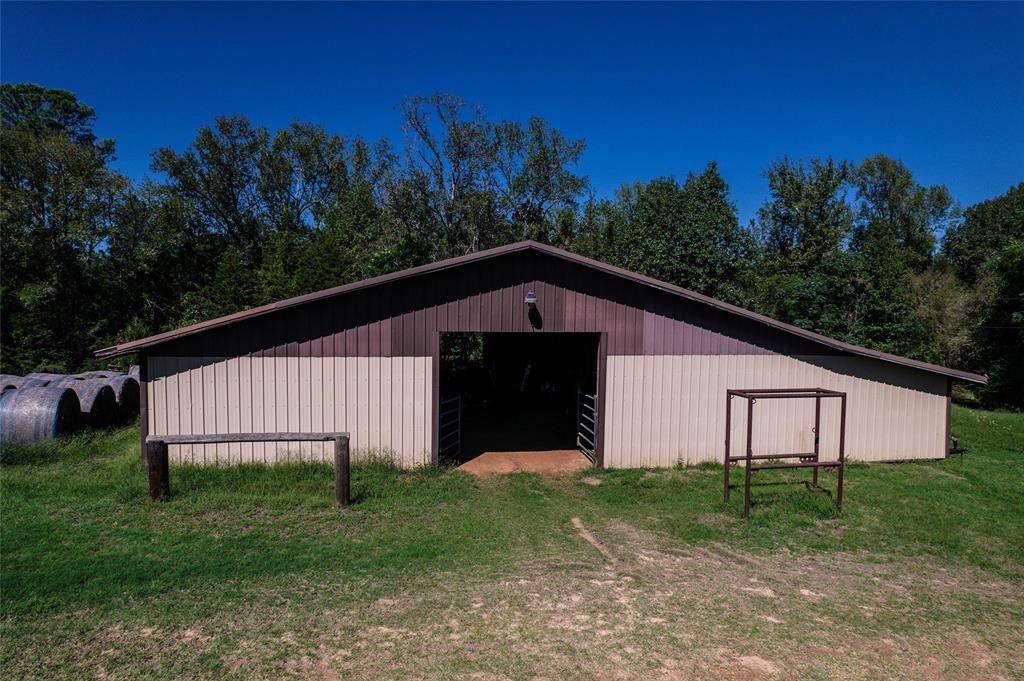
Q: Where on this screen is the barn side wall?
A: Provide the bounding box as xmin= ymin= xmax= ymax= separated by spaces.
xmin=602 ymin=354 xmax=948 ymax=467
xmin=146 ymin=356 xmax=433 ymax=467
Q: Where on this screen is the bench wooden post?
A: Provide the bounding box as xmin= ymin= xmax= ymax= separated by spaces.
xmin=334 ymin=435 xmax=350 ymax=508
xmin=147 ymin=440 xmax=170 ymax=501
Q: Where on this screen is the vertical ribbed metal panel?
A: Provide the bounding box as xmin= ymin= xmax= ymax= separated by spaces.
xmin=153 ymin=250 xmax=832 ymax=361
xmin=602 ymin=354 xmax=948 ymax=467
xmin=148 ymin=356 xmax=432 ymax=467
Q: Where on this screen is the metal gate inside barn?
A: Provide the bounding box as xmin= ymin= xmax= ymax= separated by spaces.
xmin=438 ymin=332 xmax=600 ymax=465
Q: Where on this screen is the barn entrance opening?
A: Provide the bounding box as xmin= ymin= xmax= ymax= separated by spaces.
xmin=439 ymin=332 xmax=599 ymax=472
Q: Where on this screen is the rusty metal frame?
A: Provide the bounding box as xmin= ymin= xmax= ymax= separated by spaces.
xmin=723 ymin=388 xmax=846 ymax=519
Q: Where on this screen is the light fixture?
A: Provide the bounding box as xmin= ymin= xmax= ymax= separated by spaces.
xmin=524 ymin=290 xmax=538 ymax=308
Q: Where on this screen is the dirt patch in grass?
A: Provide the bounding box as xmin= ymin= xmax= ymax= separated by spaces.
xmin=458 ymin=450 xmax=592 ymax=476
xmin=8 ymin=521 xmax=1021 ymax=680
xmin=571 ymin=516 xmax=616 ymax=562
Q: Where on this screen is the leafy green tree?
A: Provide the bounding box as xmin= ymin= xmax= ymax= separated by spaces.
xmin=152 ymin=117 xmax=358 ymax=256
xmin=942 ymin=182 xmax=1024 ymax=284
xmin=908 ymin=257 xmax=974 ymax=367
xmin=388 ymin=94 xmax=496 ymax=259
xmin=941 ymin=184 xmax=1024 ymax=404
xmin=176 ymin=245 xmax=260 ymax=325
xmin=152 ymin=115 xmax=269 ymax=259
xmin=750 ymin=157 xmax=855 ymax=341
xmin=757 ymin=156 xmax=852 ymax=269
xmin=753 ymin=251 xmax=861 ymax=342
xmin=0 ymin=83 xmax=126 ymax=372
xmin=852 ymin=223 xmax=929 ymax=355
xmin=1 ymin=82 xmax=109 ymax=147
xmin=676 ymin=163 xmax=752 ymax=302
xmin=387 ymin=94 xmax=586 ymax=259
xmin=851 ymin=154 xmax=957 ymax=272
xmin=830 ymin=155 xmax=959 ymax=356
xmin=612 ymin=177 xmax=684 ymax=283
xmin=485 ymin=117 xmax=587 ymax=239
xmin=971 ymin=240 xmax=1024 ymax=406
xmin=98 ymin=183 xmax=213 ymax=349
xmin=612 ymin=163 xmax=751 ymax=301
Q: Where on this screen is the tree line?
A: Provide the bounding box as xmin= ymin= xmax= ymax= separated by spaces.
xmin=2 ymin=83 xmax=1021 ymax=406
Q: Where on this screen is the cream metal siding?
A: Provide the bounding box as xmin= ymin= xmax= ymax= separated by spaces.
xmin=147 ymin=356 xmax=432 ymax=467
xmin=603 ymin=354 xmax=947 ymax=467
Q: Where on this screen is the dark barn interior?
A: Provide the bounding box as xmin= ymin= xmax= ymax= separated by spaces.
xmin=440 ymin=332 xmax=599 ymax=464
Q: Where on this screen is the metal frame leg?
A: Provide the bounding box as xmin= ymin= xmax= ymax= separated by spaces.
xmin=723 ymin=393 xmax=732 ymax=502
xmin=837 ymin=395 xmax=847 ymax=511
xmin=812 ymin=395 xmax=821 ymax=487
xmin=743 ymin=397 xmax=754 ymax=519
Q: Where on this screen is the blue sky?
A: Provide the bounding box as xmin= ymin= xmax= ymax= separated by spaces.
xmin=2 ymin=2 xmax=1022 ymax=224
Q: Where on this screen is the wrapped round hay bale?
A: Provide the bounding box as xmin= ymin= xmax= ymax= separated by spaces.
xmin=20 ymin=377 xmax=52 ymax=388
xmin=105 ymin=375 xmax=140 ymax=422
xmin=0 ymin=386 xmax=82 ymax=443
xmin=54 ymin=380 xmax=117 ymax=428
xmin=75 ymin=370 xmax=124 ymax=380
xmin=25 ymin=372 xmax=68 ymax=382
xmin=128 ymin=365 xmax=140 ymax=379
xmin=0 ymin=374 xmax=24 ymax=392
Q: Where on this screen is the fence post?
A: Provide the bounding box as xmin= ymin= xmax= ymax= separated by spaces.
xmin=334 ymin=435 xmax=350 ymax=508
xmin=148 ymin=440 xmax=170 ymax=501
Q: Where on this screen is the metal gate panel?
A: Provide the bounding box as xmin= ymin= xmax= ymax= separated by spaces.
xmin=439 ymin=393 xmax=461 ymax=459
xmin=577 ymin=390 xmax=597 ymax=463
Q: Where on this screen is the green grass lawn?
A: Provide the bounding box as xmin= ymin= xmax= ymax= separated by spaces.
xmin=2 ymin=406 xmax=1022 ymax=680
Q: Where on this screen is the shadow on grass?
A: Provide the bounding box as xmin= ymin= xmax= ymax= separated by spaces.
xmin=0 ymin=424 xmax=138 ymax=466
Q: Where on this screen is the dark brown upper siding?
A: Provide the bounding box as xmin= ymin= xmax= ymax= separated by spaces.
xmin=99 ymin=241 xmax=986 ymax=383
xmin=151 ymin=250 xmax=829 ymax=360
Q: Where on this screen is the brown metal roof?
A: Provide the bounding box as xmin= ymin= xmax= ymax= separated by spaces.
xmin=95 ymin=240 xmax=987 ymax=384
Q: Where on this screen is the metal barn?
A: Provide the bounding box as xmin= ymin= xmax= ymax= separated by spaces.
xmin=96 ymin=241 xmax=986 ymax=468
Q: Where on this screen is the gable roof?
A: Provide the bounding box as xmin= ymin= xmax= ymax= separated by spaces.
xmin=95 ymin=240 xmax=986 ymax=384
